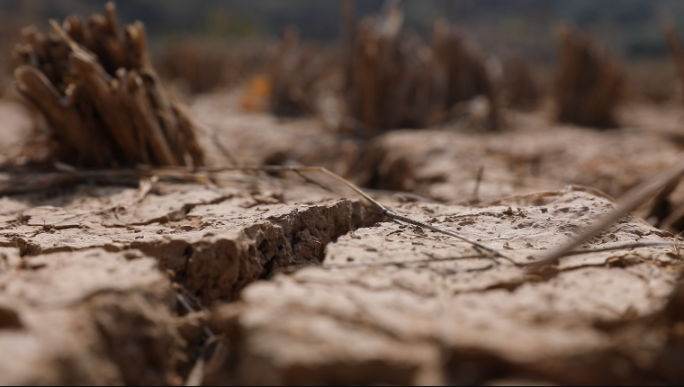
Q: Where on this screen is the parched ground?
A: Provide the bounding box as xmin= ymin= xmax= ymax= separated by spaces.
xmin=210 ymin=190 xmax=684 ymax=385
xmin=2 ymin=96 xmax=684 ymax=385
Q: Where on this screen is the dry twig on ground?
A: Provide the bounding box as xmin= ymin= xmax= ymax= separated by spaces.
xmin=553 ymin=25 xmax=623 ymax=129
xmin=531 ymin=154 xmax=684 ymax=269
xmin=12 ymin=2 xmax=204 ymax=168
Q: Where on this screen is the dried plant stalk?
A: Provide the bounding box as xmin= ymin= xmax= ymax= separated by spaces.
xmin=553 ymin=25 xmax=624 ymax=129
xmin=665 ymin=21 xmax=684 ymax=104
xmin=12 ymin=2 xmax=204 ymax=168
xmin=343 ymin=5 xmax=436 ymax=132
xmin=505 ymin=55 xmax=542 ymax=111
xmin=267 ymin=27 xmax=331 ymax=117
xmin=531 ymin=154 xmax=684 ymax=269
xmin=342 ymin=10 xmax=500 ymax=132
xmin=431 ymin=19 xmax=500 ymax=130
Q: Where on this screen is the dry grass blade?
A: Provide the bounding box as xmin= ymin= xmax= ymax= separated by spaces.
xmin=563 ymin=241 xmax=684 ymax=256
xmin=176 ymin=292 xmax=216 ymax=387
xmin=529 ymin=154 xmax=684 ymax=269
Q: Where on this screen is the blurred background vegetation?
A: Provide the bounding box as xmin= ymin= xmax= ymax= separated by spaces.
xmin=3 ymin=0 xmax=684 ymax=62
xmin=3 ymin=0 xmax=684 ymax=100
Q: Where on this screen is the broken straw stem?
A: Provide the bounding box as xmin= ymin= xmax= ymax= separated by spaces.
xmin=564 ymin=241 xmax=684 ymax=256
xmin=530 ymin=154 xmax=684 ymax=269
xmin=176 ymin=293 xmax=215 ymax=339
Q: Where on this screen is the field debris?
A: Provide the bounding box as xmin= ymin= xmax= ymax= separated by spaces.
xmin=342 ymin=8 xmax=432 ymax=131
xmin=267 ymin=27 xmax=332 ymax=118
xmin=553 ymin=25 xmax=624 ymax=128
xmin=12 ymin=2 xmax=204 ymax=168
xmin=430 ymin=18 xmax=501 ymax=130
xmin=504 ymin=55 xmax=543 ymax=111
xmin=342 ymin=5 xmax=499 ymax=132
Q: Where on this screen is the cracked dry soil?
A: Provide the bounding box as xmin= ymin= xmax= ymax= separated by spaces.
xmin=2 ymin=98 xmax=684 ymax=385
xmin=0 ymin=178 xmax=382 ymax=384
xmin=2 ymin=182 xmax=684 ymax=385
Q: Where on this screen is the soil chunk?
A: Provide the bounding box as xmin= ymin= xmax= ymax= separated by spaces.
xmin=0 ymin=249 xmax=182 ymax=385
xmin=0 ymin=179 xmax=380 ymax=384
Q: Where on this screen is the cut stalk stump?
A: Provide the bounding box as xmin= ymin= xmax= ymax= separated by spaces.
xmin=12 ymin=2 xmax=204 ymax=168
xmin=553 ymin=25 xmax=623 ymax=129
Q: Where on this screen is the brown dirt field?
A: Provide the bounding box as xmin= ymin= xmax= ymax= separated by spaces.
xmin=3 ymin=95 xmax=684 ymax=385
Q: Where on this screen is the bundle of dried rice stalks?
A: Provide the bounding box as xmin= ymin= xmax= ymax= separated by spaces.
xmin=12 ymin=2 xmax=204 ymax=168
xmin=267 ymin=27 xmax=332 ymax=118
xmin=553 ymin=25 xmax=623 ymax=129
xmin=504 ymin=55 xmax=542 ymax=111
xmin=664 ymin=21 xmax=684 ymax=104
xmin=343 ymin=8 xmax=435 ymax=131
xmin=342 ymin=7 xmax=500 ymax=132
xmin=431 ymin=19 xmax=500 ymax=130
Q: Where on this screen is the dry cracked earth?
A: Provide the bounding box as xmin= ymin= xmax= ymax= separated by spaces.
xmin=2 ymin=96 xmax=684 ymax=385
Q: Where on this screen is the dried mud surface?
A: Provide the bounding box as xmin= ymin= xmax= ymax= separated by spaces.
xmin=0 ymin=175 xmax=381 ymax=384
xmin=209 ymin=191 xmax=684 ymax=385
xmin=2 ymin=97 xmax=684 ymax=385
